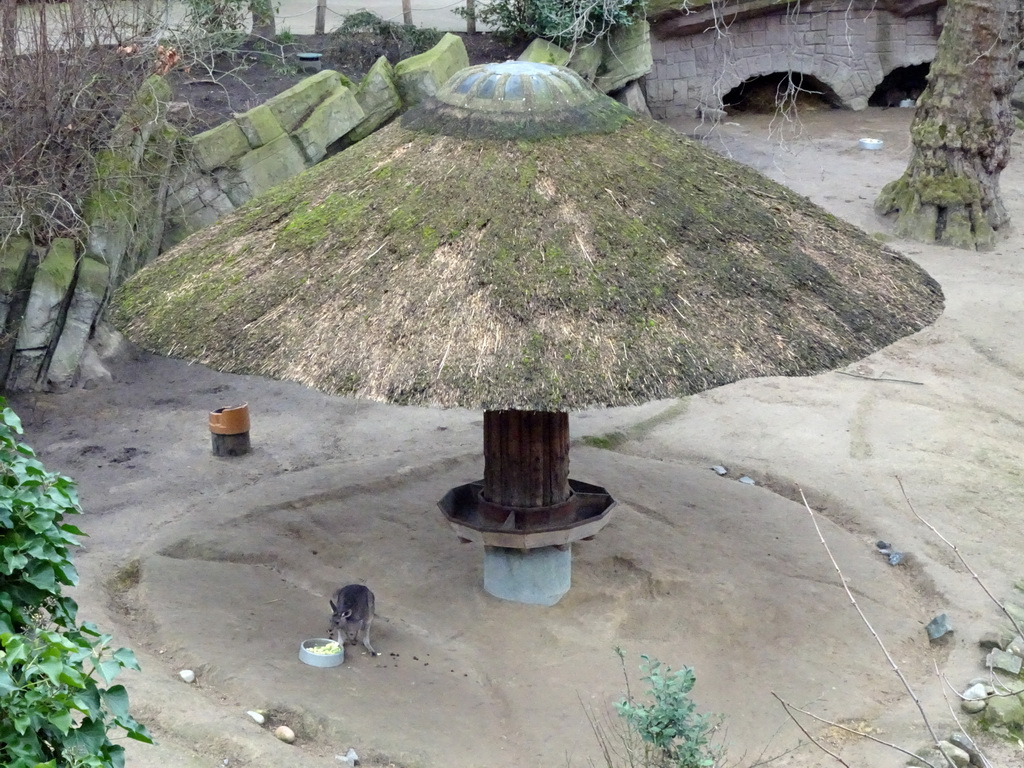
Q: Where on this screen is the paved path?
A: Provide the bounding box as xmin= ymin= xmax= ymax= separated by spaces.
xmin=272 ymin=0 xmax=472 ymax=32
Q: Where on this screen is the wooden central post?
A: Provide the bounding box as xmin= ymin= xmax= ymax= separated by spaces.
xmin=482 ymin=410 xmax=570 ymax=508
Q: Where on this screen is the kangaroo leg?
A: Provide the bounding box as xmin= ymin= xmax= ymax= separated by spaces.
xmin=361 ymin=617 xmax=378 ymax=656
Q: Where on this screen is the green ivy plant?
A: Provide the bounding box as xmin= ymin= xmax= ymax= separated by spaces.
xmin=0 ymin=400 xmax=151 ymax=768
xmin=614 ymin=651 xmax=720 ymax=768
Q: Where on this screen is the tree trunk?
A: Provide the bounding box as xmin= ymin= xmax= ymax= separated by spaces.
xmin=482 ymin=410 xmax=570 ymax=508
xmin=1 ymin=0 xmax=15 ymax=61
xmin=874 ymin=0 xmax=1023 ymax=250
xmin=250 ymin=0 xmax=275 ymax=41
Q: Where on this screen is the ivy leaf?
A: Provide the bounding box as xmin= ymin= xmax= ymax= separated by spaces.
xmin=36 ymin=656 xmax=65 ymax=684
xmin=47 ymin=710 xmax=73 ymax=735
xmin=54 ymin=562 xmax=79 ymax=587
xmin=0 ymin=667 xmax=17 ymax=695
xmin=97 ymin=660 xmax=122 ymax=684
xmin=22 ymin=562 xmax=56 ymax=592
xmin=102 ymin=685 xmax=129 ymax=719
xmin=108 ymin=743 xmax=126 ymax=768
xmin=12 ymin=712 xmax=31 ymax=735
xmin=72 ymin=685 xmax=102 ymax=716
xmin=2 ymin=407 xmax=23 ymax=433
xmin=64 ymin=716 xmax=106 ymax=754
xmin=125 ymin=726 xmax=154 ymax=744
xmin=112 ymin=647 xmax=140 ymax=672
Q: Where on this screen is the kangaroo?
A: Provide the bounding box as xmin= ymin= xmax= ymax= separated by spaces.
xmin=329 ymin=584 xmax=378 ymax=657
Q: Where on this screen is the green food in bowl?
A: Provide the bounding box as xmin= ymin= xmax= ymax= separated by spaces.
xmin=307 ymin=641 xmax=342 ymax=655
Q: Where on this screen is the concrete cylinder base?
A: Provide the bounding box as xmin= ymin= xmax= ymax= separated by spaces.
xmin=483 ymin=545 xmax=571 ymax=606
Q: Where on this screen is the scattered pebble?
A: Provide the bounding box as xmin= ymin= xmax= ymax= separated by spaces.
xmin=738 ymin=476 xmax=755 ymax=485
xmin=874 ymin=540 xmax=905 ymax=565
xmin=986 ymin=649 xmax=1023 ymax=676
xmin=710 ymin=465 xmax=728 ymax=476
xmin=274 ymin=725 xmax=296 ymax=744
xmin=936 ymin=740 xmax=971 ymax=768
xmin=926 ymin=613 xmax=953 ymax=642
xmin=962 ymin=682 xmax=991 ymax=701
xmin=1007 ymin=635 xmax=1024 ymax=657
xmin=335 ymin=748 xmax=359 ymax=765
xmin=960 ymin=683 xmax=990 ymax=713
xmin=246 ymin=710 xmax=265 ymax=725
xmin=179 ymin=669 xmax=196 ymax=683
xmin=977 ymin=630 xmax=1010 ymax=649
xmin=961 ymin=698 xmax=987 ymax=715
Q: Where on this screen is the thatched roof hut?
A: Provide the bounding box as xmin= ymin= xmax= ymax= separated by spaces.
xmin=112 ymin=63 xmax=942 ymax=583
xmin=112 ymin=65 xmax=942 ymax=411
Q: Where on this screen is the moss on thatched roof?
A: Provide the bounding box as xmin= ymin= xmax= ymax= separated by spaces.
xmin=112 ymin=118 xmax=942 ymax=410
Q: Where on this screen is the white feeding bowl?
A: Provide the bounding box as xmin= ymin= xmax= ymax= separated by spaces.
xmin=859 ymin=138 xmax=884 ymax=151
xmin=299 ymin=638 xmax=344 ymax=667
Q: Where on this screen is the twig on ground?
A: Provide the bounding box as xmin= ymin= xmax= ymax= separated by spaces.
xmin=836 ymin=371 xmax=924 ymax=385
xmin=897 ymin=476 xmax=1024 ymax=639
xmin=934 ymin=660 xmax=994 ymax=768
xmin=770 ymin=692 xmax=849 ymax=767
xmin=799 ymin=489 xmax=954 ymax=767
xmin=773 ymin=693 xmax=938 ymax=768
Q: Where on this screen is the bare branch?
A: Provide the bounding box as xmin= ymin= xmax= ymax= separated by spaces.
xmin=774 ymin=693 xmax=939 ymax=768
xmin=799 ymin=489 xmax=955 ymax=768
xmin=770 ymin=692 xmax=850 ymax=767
xmin=897 ymin=476 xmax=1024 ymax=639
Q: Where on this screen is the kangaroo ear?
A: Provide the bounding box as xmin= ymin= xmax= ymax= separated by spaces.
xmin=340 ymin=609 xmax=352 ymax=619
xmin=330 ymin=600 xmax=337 ymax=612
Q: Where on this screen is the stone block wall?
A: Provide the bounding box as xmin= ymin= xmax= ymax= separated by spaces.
xmin=648 ymin=0 xmax=939 ymax=118
xmin=2 ymin=29 xmax=654 ymax=392
xmin=0 ymin=35 xmax=471 ymax=392
xmin=162 ymin=70 xmax=371 ymax=249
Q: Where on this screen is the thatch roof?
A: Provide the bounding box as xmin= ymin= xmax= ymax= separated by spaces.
xmin=112 ymin=88 xmax=942 ymax=410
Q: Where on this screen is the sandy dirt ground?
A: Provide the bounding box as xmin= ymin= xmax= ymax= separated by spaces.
xmin=9 ymin=106 xmax=1024 ymax=768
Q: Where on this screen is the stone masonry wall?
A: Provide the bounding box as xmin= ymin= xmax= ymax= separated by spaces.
xmin=1 ymin=33 xmax=473 ymax=392
xmin=648 ymin=0 xmax=940 ymax=118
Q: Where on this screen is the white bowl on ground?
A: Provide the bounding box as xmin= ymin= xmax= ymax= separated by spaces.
xmin=299 ymin=638 xmax=344 ymax=667
xmin=859 ymin=138 xmax=884 ymax=150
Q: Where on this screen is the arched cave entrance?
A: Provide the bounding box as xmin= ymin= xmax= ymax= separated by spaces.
xmin=868 ymin=63 xmax=931 ymax=107
xmin=723 ymin=72 xmax=841 ymax=114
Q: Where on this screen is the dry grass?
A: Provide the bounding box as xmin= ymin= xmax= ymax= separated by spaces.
xmin=111 ymin=116 xmax=943 ymax=410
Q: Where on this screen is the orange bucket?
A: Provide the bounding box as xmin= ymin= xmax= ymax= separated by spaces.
xmin=209 ymin=404 xmax=250 ymax=436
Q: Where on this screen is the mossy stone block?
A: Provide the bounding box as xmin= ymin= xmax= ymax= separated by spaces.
xmin=394 ymin=33 xmax=470 ymax=106
xmin=983 ymin=692 xmax=1024 ymax=728
xmin=232 ymin=135 xmax=308 ymax=201
xmin=0 ymin=236 xmax=32 ymax=295
xmin=348 ymin=56 xmax=402 ymax=144
xmin=265 ymin=70 xmax=344 ymax=133
xmin=191 ymin=120 xmax=251 ymax=172
xmin=48 ymin=257 xmax=110 ymax=389
xmin=293 ymin=85 xmax=365 ymax=164
xmin=234 ymin=104 xmax=286 ymax=148
xmin=111 ymin=75 xmax=174 ymax=165
xmin=519 ymin=38 xmax=571 ymax=66
xmin=595 ymin=20 xmax=653 ymax=93
xmin=567 ymin=42 xmax=603 ymax=83
xmin=16 ymin=238 xmax=77 ymax=352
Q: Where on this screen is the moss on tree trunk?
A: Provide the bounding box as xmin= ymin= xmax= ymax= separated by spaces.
xmin=875 ymin=0 xmax=1022 ymax=250
xmin=249 ymin=0 xmax=276 ymax=40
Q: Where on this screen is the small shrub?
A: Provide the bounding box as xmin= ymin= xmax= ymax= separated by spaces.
xmin=326 ymin=11 xmax=444 ymax=77
xmin=0 ymin=400 xmax=151 ymax=768
xmin=613 ymin=652 xmax=720 ymax=768
xmin=454 ymin=0 xmax=646 ymax=47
